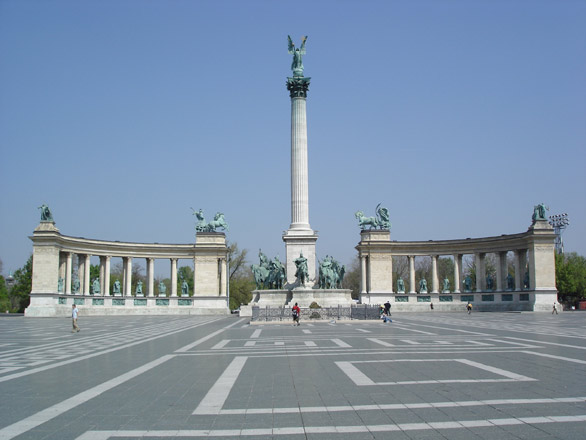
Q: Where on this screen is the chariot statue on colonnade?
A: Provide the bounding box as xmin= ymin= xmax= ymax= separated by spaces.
xmin=192 ymin=208 xmax=229 ymax=233
xmin=355 ymin=203 xmax=391 ymax=230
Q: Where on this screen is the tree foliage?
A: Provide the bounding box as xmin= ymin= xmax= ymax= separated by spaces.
xmin=227 ymin=241 xmax=254 ymax=310
xmin=342 ymin=256 xmax=360 ymax=300
xmin=556 ymin=252 xmax=586 ymax=302
xmin=9 ymin=255 xmax=32 ymax=312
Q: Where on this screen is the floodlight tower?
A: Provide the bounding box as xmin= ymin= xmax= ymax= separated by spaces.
xmin=548 ymin=213 xmax=570 ymax=254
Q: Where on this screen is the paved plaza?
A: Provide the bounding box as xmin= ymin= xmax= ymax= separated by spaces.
xmin=0 ymin=312 xmax=585 ymax=439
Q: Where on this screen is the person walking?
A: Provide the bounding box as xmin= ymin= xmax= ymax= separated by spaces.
xmin=552 ymin=302 xmax=558 ymax=315
xmin=72 ymin=304 xmax=80 ymax=333
xmin=466 ymin=302 xmax=472 ymax=314
xmin=292 ymin=302 xmax=301 ymax=326
xmin=384 ymin=301 xmax=391 ymax=316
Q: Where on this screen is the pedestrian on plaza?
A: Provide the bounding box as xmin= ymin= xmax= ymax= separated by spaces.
xmin=552 ymin=302 xmax=558 ymax=315
xmin=430 ymin=303 xmax=434 ymax=310
xmin=384 ymin=301 xmax=391 ymax=316
xmin=292 ymin=302 xmax=301 ymax=326
xmin=466 ymin=302 xmax=472 ymax=314
xmin=71 ymin=304 xmax=80 ymax=333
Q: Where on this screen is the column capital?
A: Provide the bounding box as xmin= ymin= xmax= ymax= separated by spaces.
xmin=287 ymin=76 xmax=311 ymax=98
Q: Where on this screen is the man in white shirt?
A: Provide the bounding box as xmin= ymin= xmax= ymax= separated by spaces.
xmin=72 ymin=304 xmax=80 ymax=333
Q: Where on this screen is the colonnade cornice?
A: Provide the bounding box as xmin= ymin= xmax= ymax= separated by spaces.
xmin=30 ymin=232 xmax=227 ymax=259
xmin=356 ymin=230 xmax=535 ymax=256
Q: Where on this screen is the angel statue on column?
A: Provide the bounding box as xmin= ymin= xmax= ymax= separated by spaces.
xmin=288 ymin=35 xmax=307 ymax=77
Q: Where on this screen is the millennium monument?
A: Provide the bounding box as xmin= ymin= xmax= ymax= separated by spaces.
xmin=25 ymin=38 xmax=558 ymax=317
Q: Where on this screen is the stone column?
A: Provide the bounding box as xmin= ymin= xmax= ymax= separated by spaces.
xmin=431 ymin=255 xmax=439 ymax=294
xmin=514 ymin=250 xmax=522 ymax=291
xmin=58 ymin=254 xmax=66 ymax=290
xmin=104 ymin=256 xmax=111 ymax=296
xmin=193 ymin=257 xmax=197 ymax=297
xmin=99 ymin=256 xmax=106 ymax=296
xmin=360 ymin=255 xmax=367 ymax=294
xmin=147 ymin=258 xmax=154 ymax=297
xmin=282 ymin=74 xmax=317 ymax=286
xmin=519 ymin=251 xmax=528 ymax=289
xmin=125 ymin=257 xmax=133 ymax=296
xmin=408 ymin=256 xmax=416 ymax=294
xmin=83 ymin=254 xmax=91 ymax=295
xmin=475 ymin=253 xmax=486 ymax=292
xmin=220 ymin=258 xmax=227 ymax=296
xmin=77 ymin=254 xmax=85 ymax=295
xmin=171 ymin=259 xmax=178 ymax=297
xmin=65 ymin=252 xmax=73 ymax=294
xmin=496 ymin=251 xmax=507 ymax=292
xmin=454 ymin=254 xmax=462 ymax=293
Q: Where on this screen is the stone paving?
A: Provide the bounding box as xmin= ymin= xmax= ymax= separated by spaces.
xmin=0 ymin=311 xmax=585 ymax=439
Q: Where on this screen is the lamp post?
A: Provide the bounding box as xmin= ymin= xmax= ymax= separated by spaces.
xmin=548 ymin=213 xmax=570 ymax=254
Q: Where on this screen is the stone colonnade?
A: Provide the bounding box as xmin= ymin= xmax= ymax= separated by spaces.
xmin=26 ymin=222 xmax=229 ymax=316
xmin=356 ymin=220 xmax=557 ymax=311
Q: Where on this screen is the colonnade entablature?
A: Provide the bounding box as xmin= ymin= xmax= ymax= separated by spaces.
xmin=25 ymin=221 xmax=229 ymax=317
xmin=356 ymin=220 xmax=557 ymax=312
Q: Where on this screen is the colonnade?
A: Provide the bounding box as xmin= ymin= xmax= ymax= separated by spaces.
xmin=359 ymin=250 xmax=528 ymax=294
xmin=57 ymin=253 xmax=228 ymax=297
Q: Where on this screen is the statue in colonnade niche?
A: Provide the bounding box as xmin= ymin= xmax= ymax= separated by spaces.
xmin=355 ymin=204 xmax=391 ymax=230
xmin=38 ymin=204 xmax=54 ymax=222
xmin=181 ymin=280 xmax=189 ymax=297
xmin=397 ymin=277 xmax=405 ymax=293
xmin=463 ymin=276 xmax=472 ymax=292
xmin=419 ymin=278 xmax=427 ymax=293
xmin=506 ymin=274 xmax=515 ymax=290
xmin=158 ymin=281 xmax=167 ymax=296
xmin=113 ymin=279 xmax=121 ymax=295
xmin=532 ymin=203 xmax=549 ymax=222
xmin=192 ymin=208 xmax=229 ymax=233
xmin=135 ymin=280 xmax=143 ymax=296
xmin=442 ymin=278 xmax=450 ymax=292
xmin=57 ymin=277 xmax=64 ymax=293
xmin=72 ymin=276 xmax=80 ymax=294
xmin=486 ymin=274 xmax=494 ymax=291
xmin=294 ymin=252 xmax=309 ymax=286
xmin=92 ymin=278 xmax=100 ymax=295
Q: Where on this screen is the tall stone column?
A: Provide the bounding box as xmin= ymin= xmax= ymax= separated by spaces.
xmin=431 ymin=255 xmax=439 ymax=293
xmin=99 ymin=256 xmax=106 ymax=296
xmin=514 ymin=250 xmax=522 ymax=291
xmin=475 ymin=253 xmax=486 ymax=292
xmin=408 ymin=256 xmax=416 ymax=293
xmin=282 ymin=74 xmax=318 ymax=286
xmin=360 ymin=255 xmax=367 ymax=294
xmin=171 ymin=259 xmax=178 ymax=297
xmin=496 ymin=251 xmax=507 ymax=292
xmin=84 ymin=254 xmax=91 ymax=295
xmin=454 ymin=254 xmax=462 ymax=293
xmin=125 ymin=257 xmax=133 ymax=296
xmin=65 ymin=252 xmax=73 ymax=294
xmin=104 ymin=256 xmax=111 ymax=296
xmin=220 ymin=258 xmax=227 ymax=296
xmin=147 ymin=258 xmax=154 ymax=297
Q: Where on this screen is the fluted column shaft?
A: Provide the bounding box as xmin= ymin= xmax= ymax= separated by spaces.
xmin=65 ymin=252 xmax=73 ymax=294
xmin=171 ymin=259 xmax=178 ymax=297
xmin=147 ymin=258 xmax=154 ymax=297
xmin=431 ymin=255 xmax=439 ymax=293
xmin=290 ymin=96 xmax=310 ymax=230
xmin=408 ymin=256 xmax=416 ymax=293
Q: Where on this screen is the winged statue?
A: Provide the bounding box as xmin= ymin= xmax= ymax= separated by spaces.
xmin=288 ymin=35 xmax=307 ymax=77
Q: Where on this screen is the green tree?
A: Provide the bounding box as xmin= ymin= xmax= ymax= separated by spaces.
xmin=177 ymin=265 xmax=194 ymax=295
xmin=342 ymin=256 xmax=360 ymax=300
xmin=89 ymin=264 xmax=100 ymax=286
xmin=10 ymin=256 xmax=33 ymax=312
xmin=0 ymin=275 xmax=10 ymax=312
xmin=556 ymin=252 xmax=586 ymax=304
xmin=227 ymin=241 xmax=253 ymax=310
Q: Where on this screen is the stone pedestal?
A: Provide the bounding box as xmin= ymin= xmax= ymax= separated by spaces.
xmin=282 ymin=230 xmax=318 ymax=286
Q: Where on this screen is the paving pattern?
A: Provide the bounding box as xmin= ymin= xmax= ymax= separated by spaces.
xmin=0 ymin=312 xmax=585 ymax=439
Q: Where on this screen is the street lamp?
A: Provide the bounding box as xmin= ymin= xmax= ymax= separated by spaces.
xmin=549 ymin=213 xmax=570 ymax=254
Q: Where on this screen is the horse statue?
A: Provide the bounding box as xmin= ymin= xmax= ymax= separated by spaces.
xmin=355 ymin=211 xmax=379 ymax=230
xmin=318 ymin=256 xmax=345 ymax=289
xmin=251 ymin=250 xmax=271 ymax=290
xmin=207 ymin=212 xmax=229 ymax=232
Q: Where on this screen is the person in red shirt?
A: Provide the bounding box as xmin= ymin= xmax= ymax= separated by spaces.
xmin=292 ymin=303 xmax=301 ymax=326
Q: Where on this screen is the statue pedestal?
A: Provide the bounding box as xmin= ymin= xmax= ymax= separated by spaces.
xmin=289 ymin=288 xmax=354 ymax=308
xmin=282 ymin=230 xmax=318 ymax=287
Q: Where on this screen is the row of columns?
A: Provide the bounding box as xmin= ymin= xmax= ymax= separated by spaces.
xmin=360 ymin=250 xmax=528 ymax=294
xmin=58 ymin=253 xmax=227 ymax=297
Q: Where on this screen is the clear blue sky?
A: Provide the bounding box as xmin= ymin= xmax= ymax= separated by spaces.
xmin=1 ymin=0 xmax=585 ymax=277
